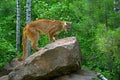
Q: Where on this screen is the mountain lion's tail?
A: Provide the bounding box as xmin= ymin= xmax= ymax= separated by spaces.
xmin=18 ymin=28 xmax=27 ymax=61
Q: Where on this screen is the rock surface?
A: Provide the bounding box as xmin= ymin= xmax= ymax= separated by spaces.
xmin=9 ymin=37 xmax=82 ymax=80
xmin=0 ymin=68 xmax=10 ymax=77
xmin=0 ymin=75 xmax=8 ymax=80
xmin=54 ymin=69 xmax=97 ymax=80
xmin=3 ymin=58 xmax=21 ymax=71
xmin=0 ymin=70 xmax=98 ymax=80
xmin=0 ymin=58 xmax=21 ymax=77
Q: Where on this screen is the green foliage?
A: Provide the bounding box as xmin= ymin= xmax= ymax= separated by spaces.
xmin=0 ymin=38 xmax=15 ymax=67
xmin=32 ymin=1 xmax=72 ymax=21
xmin=0 ymin=0 xmax=16 ymax=67
xmin=0 ymin=0 xmax=120 ymax=79
xmin=0 ymin=0 xmax=16 ymax=45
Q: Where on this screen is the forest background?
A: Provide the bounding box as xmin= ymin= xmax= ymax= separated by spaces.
xmin=0 ymin=0 xmax=120 ymax=80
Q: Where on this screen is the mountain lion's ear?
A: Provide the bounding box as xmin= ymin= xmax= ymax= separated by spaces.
xmin=64 ymin=22 xmax=67 ymax=26
xmin=66 ymin=22 xmax=72 ymax=24
xmin=64 ymin=22 xmax=72 ymax=26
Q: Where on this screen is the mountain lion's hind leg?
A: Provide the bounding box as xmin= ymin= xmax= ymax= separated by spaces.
xmin=29 ymin=32 xmax=40 ymax=51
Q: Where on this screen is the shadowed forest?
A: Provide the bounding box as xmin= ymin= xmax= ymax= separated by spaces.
xmin=0 ymin=0 xmax=120 ymax=80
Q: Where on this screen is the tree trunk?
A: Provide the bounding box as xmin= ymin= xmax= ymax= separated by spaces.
xmin=114 ymin=0 xmax=120 ymax=12
xmin=26 ymin=0 xmax=31 ymax=57
xmin=16 ymin=0 xmax=21 ymax=54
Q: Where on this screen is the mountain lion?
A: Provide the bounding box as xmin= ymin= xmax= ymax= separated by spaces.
xmin=18 ymin=19 xmax=71 ymax=61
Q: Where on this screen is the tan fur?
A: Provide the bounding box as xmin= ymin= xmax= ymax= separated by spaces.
xmin=18 ymin=19 xmax=71 ymax=61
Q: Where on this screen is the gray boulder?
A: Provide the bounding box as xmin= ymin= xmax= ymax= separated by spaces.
xmin=0 ymin=70 xmax=98 ymax=80
xmin=9 ymin=37 xmax=82 ymax=80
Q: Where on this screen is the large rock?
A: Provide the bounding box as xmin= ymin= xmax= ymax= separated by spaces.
xmin=0 ymin=70 xmax=97 ymax=80
xmin=9 ymin=37 xmax=82 ymax=80
xmin=54 ymin=70 xmax=97 ymax=80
